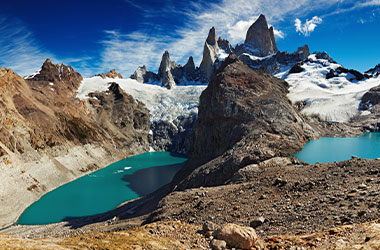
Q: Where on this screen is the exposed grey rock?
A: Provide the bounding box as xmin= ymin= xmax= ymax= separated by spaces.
xmin=250 ymin=216 xmax=266 ymax=228
xmin=237 ymin=44 xmax=310 ymax=74
xmin=203 ymin=220 xmax=218 ymax=232
xmin=130 ymin=65 xmax=158 ymax=83
xmin=218 ymin=37 xmax=234 ymax=54
xmin=289 ymin=62 xmax=304 ymax=74
xmin=325 ymin=65 xmax=366 ymax=81
xmin=244 ymin=14 xmax=278 ymax=57
xmin=149 ymin=114 xmax=196 ymax=155
xmin=365 ymin=64 xmax=380 ymax=77
xmin=158 ymin=51 xmax=172 ymax=79
xmin=172 ymin=54 xmax=348 ymax=190
xmin=199 ymin=27 xmax=219 ymax=83
xmin=161 ymin=69 xmax=176 ymax=89
xmin=183 ymin=56 xmax=197 ymax=81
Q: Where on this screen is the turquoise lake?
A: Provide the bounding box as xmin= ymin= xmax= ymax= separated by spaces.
xmin=294 ymin=132 xmax=380 ymax=164
xmin=18 ymin=152 xmax=187 ymax=225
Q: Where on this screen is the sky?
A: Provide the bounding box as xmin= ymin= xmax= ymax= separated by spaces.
xmin=0 ymin=0 xmax=379 ymax=77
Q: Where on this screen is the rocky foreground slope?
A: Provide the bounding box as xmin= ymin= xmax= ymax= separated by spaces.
xmin=0 ymin=60 xmax=150 ymax=228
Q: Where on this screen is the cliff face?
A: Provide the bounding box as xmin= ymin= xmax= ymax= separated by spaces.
xmin=244 ymin=14 xmax=278 ymax=56
xmin=0 ymin=61 xmax=150 ymax=228
xmin=173 ymin=54 xmax=354 ymax=190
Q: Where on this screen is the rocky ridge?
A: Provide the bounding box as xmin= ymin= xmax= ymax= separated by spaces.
xmin=131 ymin=14 xmax=311 ymax=87
xmin=366 ymin=64 xmax=380 ymax=77
xmin=96 ymin=69 xmax=123 ymax=79
xmin=171 ymin=54 xmax=358 ymax=190
xmin=0 ymin=60 xmax=150 ymax=228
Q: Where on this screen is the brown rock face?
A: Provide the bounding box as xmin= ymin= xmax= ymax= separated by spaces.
xmin=244 ymin=14 xmax=278 ymax=56
xmin=173 ymin=54 xmax=347 ymax=190
xmin=27 ymin=58 xmax=82 ymax=96
xmin=97 ymin=69 xmax=123 ymax=79
xmin=88 ymin=82 xmax=150 ymax=150
xmin=217 ymin=223 xmax=258 ymax=249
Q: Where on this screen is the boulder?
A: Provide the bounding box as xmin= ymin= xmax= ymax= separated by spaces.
xmin=217 ymin=223 xmax=258 ymax=249
xmin=211 ymin=239 xmax=227 ymax=250
xmin=250 ymin=216 xmax=266 ymax=228
xmin=289 ymin=62 xmax=304 ymax=74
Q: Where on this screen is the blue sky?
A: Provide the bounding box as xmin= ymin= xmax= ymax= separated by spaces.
xmin=0 ymin=0 xmax=379 ymax=77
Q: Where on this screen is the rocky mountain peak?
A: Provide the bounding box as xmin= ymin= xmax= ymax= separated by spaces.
xmin=26 ymin=59 xmax=83 ymax=95
xmin=158 ymin=50 xmax=172 ymax=79
xmin=97 ymin=69 xmax=123 ymax=79
xmin=199 ymin=27 xmax=220 ymax=82
xmin=206 ymin=27 xmax=217 ymax=46
xmin=244 ymin=14 xmax=278 ymax=56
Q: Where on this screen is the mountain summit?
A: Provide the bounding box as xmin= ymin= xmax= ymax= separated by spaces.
xmin=244 ymin=14 xmax=278 ymax=56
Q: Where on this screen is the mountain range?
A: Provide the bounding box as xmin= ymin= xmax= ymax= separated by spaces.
xmin=1 ymin=13 xmax=380 ymax=249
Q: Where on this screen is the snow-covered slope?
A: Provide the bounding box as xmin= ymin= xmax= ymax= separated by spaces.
xmin=77 ymin=76 xmax=207 ymax=122
xmin=280 ymin=54 xmax=380 ymax=122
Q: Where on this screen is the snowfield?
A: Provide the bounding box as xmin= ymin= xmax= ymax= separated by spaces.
xmin=77 ymin=77 xmax=207 ymax=122
xmin=280 ymin=54 xmax=380 ymax=122
xmin=77 ymin=53 xmax=380 ymax=124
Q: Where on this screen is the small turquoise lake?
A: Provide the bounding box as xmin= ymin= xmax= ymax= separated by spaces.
xmin=295 ymin=132 xmax=380 ymax=164
xmin=18 ymin=152 xmax=187 ymax=225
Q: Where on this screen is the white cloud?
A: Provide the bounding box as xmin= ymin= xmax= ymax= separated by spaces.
xmin=0 ymin=16 xmax=56 ymax=76
xmin=294 ymin=16 xmax=322 ymax=36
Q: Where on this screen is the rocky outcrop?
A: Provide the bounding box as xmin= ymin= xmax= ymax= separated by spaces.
xmin=157 ymin=51 xmax=192 ymax=88
xmin=182 ymin=56 xmax=196 ymax=81
xmin=27 ymin=58 xmax=82 ymax=96
xmin=96 ymin=69 xmax=123 ymax=79
xmin=161 ymin=69 xmax=176 ymax=89
xmin=149 ymin=115 xmax=196 ymax=154
xmin=130 ymin=65 xmax=158 ymax=83
xmin=243 ymin=14 xmax=278 ymax=57
xmin=288 ymin=61 xmax=304 ymax=74
xmin=325 ymin=66 xmax=367 ymax=81
xmin=366 ymin=64 xmax=380 ymax=77
xmin=362 ymin=85 xmax=380 ymax=107
xmin=199 ymin=27 xmax=220 ymax=82
xmin=238 ymin=44 xmax=310 ymax=74
xmin=88 ymin=82 xmax=150 ymax=150
xmin=217 ymin=37 xmax=234 ymax=54
xmin=172 ymin=54 xmax=352 ymax=190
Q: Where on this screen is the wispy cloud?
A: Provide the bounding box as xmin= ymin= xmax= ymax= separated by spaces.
xmin=0 ymin=16 xmax=55 ymax=76
xmin=321 ymin=0 xmax=380 ymax=17
xmin=294 ymin=16 xmax=323 ymax=36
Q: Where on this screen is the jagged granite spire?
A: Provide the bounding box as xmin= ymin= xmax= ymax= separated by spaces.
xmin=244 ymin=14 xmax=278 ymax=56
xmin=158 ymin=50 xmax=172 ymax=79
xmin=184 ymin=56 xmax=196 ymax=81
xmin=199 ymin=27 xmax=219 ymax=83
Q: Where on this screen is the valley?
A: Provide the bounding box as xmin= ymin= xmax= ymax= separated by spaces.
xmin=1 ymin=11 xmax=380 ymax=250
